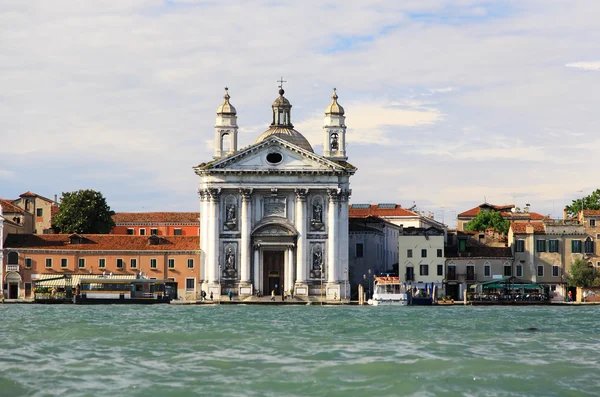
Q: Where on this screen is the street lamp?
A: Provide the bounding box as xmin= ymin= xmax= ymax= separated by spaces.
xmin=368 ymin=269 xmax=372 ymax=298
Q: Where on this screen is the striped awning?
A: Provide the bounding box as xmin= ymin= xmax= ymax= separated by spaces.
xmin=34 ymin=274 xmax=136 ymax=287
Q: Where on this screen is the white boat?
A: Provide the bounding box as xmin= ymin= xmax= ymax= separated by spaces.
xmin=368 ymin=276 xmax=408 ymax=306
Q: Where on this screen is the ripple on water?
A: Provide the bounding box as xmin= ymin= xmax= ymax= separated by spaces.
xmin=2 ymin=305 xmax=600 ymax=396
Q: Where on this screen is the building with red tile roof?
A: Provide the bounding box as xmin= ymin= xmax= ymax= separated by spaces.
xmin=6 ymin=192 xmax=58 ymax=235
xmin=2 ymin=234 xmax=200 ymax=299
xmin=111 ymin=212 xmax=200 ymax=236
xmin=350 ymin=203 xmax=446 ymax=230
xmin=457 ymin=202 xmax=548 ymax=231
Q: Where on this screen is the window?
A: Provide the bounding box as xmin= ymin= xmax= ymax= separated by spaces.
xmin=78 ymin=258 xmax=85 ymax=269
xmin=98 ymin=258 xmax=106 ymax=269
xmin=548 ymin=240 xmax=559 ymax=253
xmin=516 ymin=265 xmax=523 ymax=277
xmin=552 ymin=265 xmax=559 ymax=277
xmin=116 ymin=258 xmax=124 ymax=269
xmin=590 ymin=219 xmax=596 ymax=227
xmin=459 ymin=239 xmax=466 ymax=252
xmin=536 ymin=240 xmax=546 ymax=252
xmin=437 ymin=264 xmax=443 ymax=276
xmin=572 ymin=240 xmax=582 ymax=253
xmin=127 ymin=228 xmax=134 ymax=235
xmin=584 ymin=238 xmax=594 ymax=254
xmin=515 ymin=240 xmax=525 ymax=252
xmin=407 ymin=249 xmax=413 ymax=258
xmin=437 ymin=248 xmax=443 ymax=257
xmin=174 ymin=228 xmax=182 ymax=236
xmin=45 ymin=258 xmax=52 ymax=268
xmin=25 ymin=258 xmax=32 ymax=269
xmin=356 ymin=243 xmax=363 ymax=258
xmin=168 ymin=258 xmax=175 ymax=269
xmin=537 ymin=265 xmax=544 ymax=277
xmin=484 ymin=264 xmax=491 ymax=277
xmin=36 ymin=208 xmax=43 ymax=217
xmin=61 ymin=258 xmax=68 ymax=269
xmin=421 ymin=249 xmax=427 ymax=258
xmin=406 ymin=267 xmax=415 ymax=281
xmin=151 ymin=228 xmax=158 ymax=236
xmin=150 ymin=259 xmax=157 ymax=269
xmin=187 ymin=259 xmax=194 ymax=269
xmin=139 ymin=228 xmax=146 ymax=236
xmin=419 ymin=264 xmax=429 ymax=276
xmin=130 ymin=258 xmax=137 ymax=269
xmin=504 ymin=265 xmax=512 ymax=277
xmin=7 ymin=252 xmax=18 ymax=264
xmin=186 ymin=278 xmax=195 ymax=291
xmin=466 ymin=265 xmax=475 ymax=280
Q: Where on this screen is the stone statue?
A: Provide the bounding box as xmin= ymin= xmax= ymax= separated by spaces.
xmin=312 ymin=202 xmax=322 ymax=223
xmin=313 ymin=249 xmax=323 ymax=271
xmin=225 ymin=247 xmax=235 ymax=270
xmin=226 ymin=204 xmax=236 ymax=223
xmin=331 ymin=133 xmax=339 ymax=151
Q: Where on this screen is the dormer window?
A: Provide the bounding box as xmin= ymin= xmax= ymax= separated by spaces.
xmin=149 ymin=235 xmax=160 ymax=246
xmin=69 ymin=234 xmax=86 ymax=244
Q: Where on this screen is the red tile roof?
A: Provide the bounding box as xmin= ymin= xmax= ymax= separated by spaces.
xmin=458 ymin=203 xmax=548 ymax=221
xmin=4 ymin=234 xmax=200 ymax=251
xmin=583 ymin=210 xmax=600 ymax=216
xmin=0 ymin=198 xmax=26 ymax=214
xmin=510 ymin=222 xmax=545 ymax=234
xmin=113 ymin=212 xmax=200 ymax=224
xmin=349 ymin=204 xmax=418 ymax=218
xmin=18 ymin=191 xmax=55 ymax=202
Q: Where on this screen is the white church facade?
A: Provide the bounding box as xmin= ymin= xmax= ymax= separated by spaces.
xmin=194 ymin=85 xmax=356 ymax=300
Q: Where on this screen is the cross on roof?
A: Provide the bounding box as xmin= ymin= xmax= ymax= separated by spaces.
xmin=277 ymin=77 xmax=287 ymax=89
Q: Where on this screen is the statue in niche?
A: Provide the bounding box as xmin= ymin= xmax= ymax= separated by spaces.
xmin=223 ymin=246 xmax=237 ymax=278
xmin=310 ymin=247 xmax=324 ymax=278
xmin=311 ymin=201 xmax=324 ymax=231
xmin=331 ymin=133 xmax=339 ymax=151
xmin=224 ymin=203 xmax=237 ymax=230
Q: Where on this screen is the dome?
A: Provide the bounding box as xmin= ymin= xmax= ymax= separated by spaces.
xmin=272 ymin=88 xmax=291 ymax=108
xmin=216 ymin=88 xmax=236 ymax=115
xmin=325 ymin=88 xmax=344 ymax=115
xmin=255 ymin=126 xmax=314 ymax=152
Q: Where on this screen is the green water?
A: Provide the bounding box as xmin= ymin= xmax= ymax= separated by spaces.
xmin=1 ymin=305 xmax=599 ymax=397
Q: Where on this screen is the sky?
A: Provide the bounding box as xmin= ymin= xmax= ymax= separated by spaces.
xmin=1 ymin=0 xmax=599 ymax=228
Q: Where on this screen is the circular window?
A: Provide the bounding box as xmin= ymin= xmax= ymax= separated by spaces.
xmin=266 ymin=152 xmax=283 ymax=164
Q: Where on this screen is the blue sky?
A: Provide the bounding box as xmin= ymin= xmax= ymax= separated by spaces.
xmin=1 ymin=0 xmax=599 ymax=227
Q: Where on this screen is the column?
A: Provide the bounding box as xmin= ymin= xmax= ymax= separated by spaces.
xmin=209 ymin=189 xmax=221 ymax=285
xmin=253 ymin=246 xmax=260 ymax=292
xmin=294 ymin=189 xmax=308 ymax=282
xmin=339 ymin=189 xmax=351 ymax=281
xmin=327 ymin=189 xmax=339 ymax=283
xmin=240 ymin=189 xmax=253 ymax=284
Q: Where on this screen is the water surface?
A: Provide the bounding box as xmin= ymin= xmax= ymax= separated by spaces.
xmin=1 ymin=305 xmax=599 ymax=396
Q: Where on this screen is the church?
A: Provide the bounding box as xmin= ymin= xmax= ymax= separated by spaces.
xmin=194 ymin=83 xmax=356 ymax=300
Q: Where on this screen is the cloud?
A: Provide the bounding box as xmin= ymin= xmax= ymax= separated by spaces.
xmin=565 ymin=62 xmax=600 ymax=71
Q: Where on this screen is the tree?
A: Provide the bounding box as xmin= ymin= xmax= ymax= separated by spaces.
xmin=567 ymin=258 xmax=600 ymax=288
xmin=464 ymin=210 xmax=510 ymax=235
xmin=53 ymin=189 xmax=115 ymax=234
xmin=565 ymin=189 xmax=600 ymax=218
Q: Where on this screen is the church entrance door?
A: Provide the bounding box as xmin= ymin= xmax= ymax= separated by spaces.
xmin=263 ymin=251 xmax=284 ymax=296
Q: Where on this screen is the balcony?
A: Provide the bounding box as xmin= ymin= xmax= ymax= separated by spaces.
xmin=6 ymin=264 xmax=19 ymax=272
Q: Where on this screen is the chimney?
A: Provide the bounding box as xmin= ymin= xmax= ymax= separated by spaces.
xmin=526 ymin=224 xmax=535 ymax=234
xmin=563 ymin=208 xmax=568 ymax=219
xmin=54 ymin=194 xmax=58 ymax=203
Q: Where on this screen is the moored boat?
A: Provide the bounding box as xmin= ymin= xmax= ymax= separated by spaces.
xmin=368 ymin=276 xmax=408 ymax=306
xmin=74 ymin=278 xmax=176 ymax=304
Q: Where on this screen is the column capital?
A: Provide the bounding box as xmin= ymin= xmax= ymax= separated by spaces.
xmin=197 ymin=188 xmax=208 ymax=200
xmin=327 ymin=188 xmax=341 ymax=201
xmin=240 ymin=188 xmax=253 ymax=201
xmin=208 ymin=188 xmax=221 ymax=201
xmin=339 ymin=189 xmax=352 ymax=202
xmin=295 ymin=188 xmax=308 ymax=201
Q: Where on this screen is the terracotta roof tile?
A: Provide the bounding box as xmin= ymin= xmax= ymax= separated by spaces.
xmin=18 ymin=191 xmax=55 ymax=202
xmin=510 ymin=222 xmax=546 ymax=234
xmin=113 ymin=212 xmax=200 ymax=224
xmin=349 ymin=204 xmax=418 ymax=218
xmin=4 ymin=234 xmax=200 ymax=251
xmin=583 ymin=210 xmax=600 ymax=216
xmin=0 ymin=198 xmax=26 ymax=214
xmin=458 ymin=203 xmax=548 ymax=221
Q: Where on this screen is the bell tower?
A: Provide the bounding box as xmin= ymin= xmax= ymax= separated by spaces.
xmin=214 ymin=87 xmax=238 ymax=159
xmin=323 ymin=88 xmax=347 ymax=160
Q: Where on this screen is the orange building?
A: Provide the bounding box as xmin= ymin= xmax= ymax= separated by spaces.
xmin=111 ymin=212 xmax=200 ymax=236
xmin=2 ymin=234 xmax=200 ymax=300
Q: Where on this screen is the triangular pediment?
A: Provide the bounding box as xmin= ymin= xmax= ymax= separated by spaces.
xmin=196 ymin=136 xmax=349 ymax=173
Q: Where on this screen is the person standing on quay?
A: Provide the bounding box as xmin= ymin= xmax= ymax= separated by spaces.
xmin=210 ymin=291 xmax=213 ymax=301
xmin=270 ymin=290 xmax=275 ymax=301
xmin=228 ymin=290 xmax=233 ymax=301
